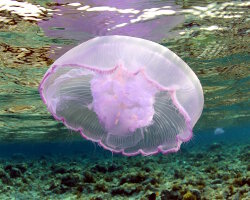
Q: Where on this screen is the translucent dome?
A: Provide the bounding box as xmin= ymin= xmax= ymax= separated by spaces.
xmin=39 ymin=35 xmax=204 ymax=156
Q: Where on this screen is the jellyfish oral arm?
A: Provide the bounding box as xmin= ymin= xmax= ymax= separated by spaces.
xmin=90 ymin=65 xmax=158 ymax=136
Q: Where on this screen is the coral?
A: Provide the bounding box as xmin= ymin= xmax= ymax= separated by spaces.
xmin=183 ymin=191 xmax=197 ymax=200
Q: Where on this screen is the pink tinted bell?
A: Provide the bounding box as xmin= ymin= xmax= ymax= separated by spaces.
xmin=39 ymin=35 xmax=204 ymax=156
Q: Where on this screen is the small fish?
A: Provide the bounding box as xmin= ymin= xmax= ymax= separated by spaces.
xmin=214 ymin=128 xmax=225 ymax=135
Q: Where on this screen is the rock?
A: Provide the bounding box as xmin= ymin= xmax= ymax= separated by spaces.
xmin=232 ymin=192 xmax=240 ymax=200
xmin=172 ymin=184 xmax=182 ymax=191
xmin=190 ymin=189 xmax=201 ymax=200
xmin=107 ymin=164 xmax=122 ymax=172
xmin=239 ymin=151 xmax=250 ymax=162
xmin=204 ymin=165 xmax=217 ymax=173
xmin=111 ymin=187 xmax=125 ymax=196
xmin=15 ymin=164 xmax=27 ymax=173
xmin=161 ymin=189 xmax=181 ymax=200
xmin=222 ymin=189 xmax=230 ymax=199
xmin=212 ymin=179 xmax=222 ymax=184
xmin=95 ymin=184 xmax=108 ymax=192
xmin=111 ymin=184 xmax=140 ymax=196
xmin=104 ymin=176 xmax=113 ymax=182
xmin=143 ymin=167 xmax=151 ymax=172
xmin=183 ymin=191 xmax=197 ymax=200
xmin=0 ymin=169 xmax=7 ymax=179
xmin=195 ymin=153 xmax=204 ymax=159
xmin=61 ymin=174 xmax=80 ymax=187
xmin=91 ymin=165 xmax=107 ymax=173
xmin=174 ymin=169 xmax=185 ymax=179
xmin=51 ymin=165 xmax=68 ymax=174
xmin=4 ymin=165 xmax=12 ymax=172
xmin=49 ymin=182 xmax=58 ymax=190
xmin=90 ymin=197 xmax=103 ymax=200
xmin=120 ymin=173 xmax=146 ymax=185
xmin=76 ymin=185 xmax=84 ymax=193
xmin=143 ymin=177 xmax=158 ymax=185
xmin=22 ymin=177 xmax=28 ymax=184
xmin=147 ymin=193 xmax=156 ymax=200
xmin=53 ymin=185 xmax=68 ymax=194
xmin=0 ymin=169 xmax=12 ymax=185
xmin=40 ymin=160 xmax=47 ymax=167
xmin=83 ymin=172 xmax=95 ymax=183
xmin=209 ymin=143 xmax=222 ymax=150
xmin=111 ymin=187 xmax=134 ymax=196
xmin=145 ymin=184 xmax=155 ymax=191
xmin=233 ymin=177 xmax=250 ymax=187
xmin=9 ymin=167 xmax=22 ymax=178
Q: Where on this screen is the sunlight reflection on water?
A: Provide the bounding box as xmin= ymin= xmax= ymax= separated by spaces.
xmin=38 ymin=0 xmax=184 ymax=58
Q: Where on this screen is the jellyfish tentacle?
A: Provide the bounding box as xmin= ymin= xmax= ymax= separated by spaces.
xmin=121 ymin=90 xmax=192 ymax=155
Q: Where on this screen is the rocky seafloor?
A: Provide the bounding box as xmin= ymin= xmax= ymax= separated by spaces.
xmin=0 ymin=138 xmax=249 ymax=200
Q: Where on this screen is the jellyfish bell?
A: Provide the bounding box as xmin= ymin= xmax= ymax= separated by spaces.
xmin=39 ymin=35 xmax=204 ymax=156
xmin=214 ymin=127 xmax=225 ymax=135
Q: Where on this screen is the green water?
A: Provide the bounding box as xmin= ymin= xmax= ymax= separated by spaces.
xmin=0 ymin=1 xmax=249 ymax=200
xmin=0 ymin=0 xmax=249 ymax=143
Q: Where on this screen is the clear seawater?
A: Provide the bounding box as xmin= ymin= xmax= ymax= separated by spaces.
xmin=0 ymin=0 xmax=249 ymax=199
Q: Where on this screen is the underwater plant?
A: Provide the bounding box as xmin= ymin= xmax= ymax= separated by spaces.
xmin=39 ymin=35 xmax=204 ymax=156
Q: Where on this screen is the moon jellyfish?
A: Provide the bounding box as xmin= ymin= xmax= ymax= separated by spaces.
xmin=214 ymin=128 xmax=225 ymax=135
xmin=39 ymin=35 xmax=204 ymax=156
